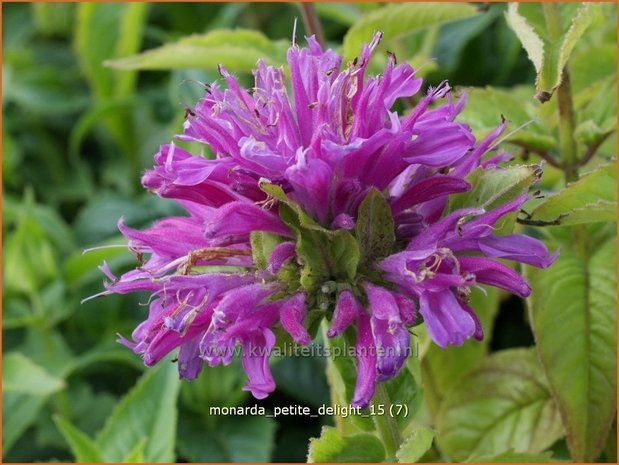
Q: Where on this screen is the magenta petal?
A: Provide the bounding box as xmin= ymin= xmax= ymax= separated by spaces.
xmin=407 ymin=207 xmax=484 ymax=251
xmin=390 ymin=176 xmax=470 ymax=214
xmin=118 ymin=217 xmax=206 ymax=259
xmin=419 ymin=291 xmax=476 ymax=348
xmin=328 ymin=290 xmax=362 ymax=338
xmin=204 ymin=201 xmax=292 ymax=239
xmin=458 ymin=256 xmax=531 ymax=297
xmin=394 ymin=293 xmax=417 ymax=326
xmin=200 ymin=326 xmax=235 ymax=366
xmin=267 ymin=241 xmax=296 ymax=274
xmin=279 ymin=293 xmax=311 ymax=345
xmin=212 ymin=283 xmax=279 ymax=328
xmin=458 ymin=194 xmax=528 ymax=238
xmin=242 ymin=328 xmax=276 ymax=400
xmin=364 ymin=283 xmax=402 ymax=323
xmin=178 ymin=337 xmax=204 ymax=380
xmin=461 ymin=302 xmax=483 ymax=341
xmin=351 ymin=312 xmax=377 ymax=408
xmin=285 ymin=155 xmax=333 ymax=225
xmin=371 ymin=317 xmax=410 ymax=381
xmin=382 ymin=63 xmax=423 ymax=110
xmin=142 ymin=322 xmax=205 ymax=367
xmin=403 ymin=123 xmax=475 ymax=166
xmin=478 ymin=234 xmax=558 ymax=268
xmin=453 ymin=117 xmax=508 ymax=176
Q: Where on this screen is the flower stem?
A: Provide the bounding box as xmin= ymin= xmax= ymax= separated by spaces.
xmin=543 ymin=4 xmax=589 ymax=260
xmin=556 ymin=69 xmax=579 ymax=183
xmin=299 ymin=3 xmax=326 ymax=48
xmin=371 ymin=383 xmax=401 ymax=460
xmin=543 ymin=3 xmax=578 ymax=183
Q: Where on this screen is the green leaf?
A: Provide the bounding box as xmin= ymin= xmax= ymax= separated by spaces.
xmin=65 ymin=341 xmax=146 ymax=378
xmin=574 ymin=119 xmax=613 ymax=147
xmin=529 ymin=160 xmax=617 ymax=225
xmin=54 ymin=416 xmax=104 ymax=463
xmin=4 ymin=210 xmax=58 ymax=294
xmin=328 ymin=230 xmax=361 ymax=281
xmin=436 ymin=349 xmax=564 ymax=461
xmin=113 ymin=3 xmax=149 ymax=97
xmin=32 ymin=3 xmax=74 ymax=37
xmin=315 ymin=3 xmax=379 ymax=26
xmin=526 ymin=235 xmax=617 ymax=461
xmin=73 ymin=192 xmax=182 ymax=245
xmin=74 ymin=3 xmax=147 ymax=156
xmin=177 ymin=414 xmax=276 ymax=462
xmin=122 ymin=438 xmax=146 ymax=463
xmin=106 ymin=29 xmax=288 ymax=71
xmin=384 ymin=365 xmax=423 ymax=430
xmin=457 ymin=86 xmax=557 ymax=153
xmin=504 ymin=4 xmax=544 ymax=77
xmin=74 ymin=3 xmax=147 ymax=98
xmin=433 ymin=8 xmax=500 ymax=73
xmin=2 ymin=353 xmax=66 ymax=453
xmin=506 ymin=3 xmax=599 ymax=101
xmin=342 ymin=3 xmax=478 ymax=60
xmin=396 ymin=426 xmax=435 ymax=463
xmin=3 ymin=51 xmax=90 ymax=116
xmin=307 ymin=426 xmax=386 ymax=463
xmin=557 ymin=4 xmax=598 ymax=78
xmin=466 ymin=450 xmax=558 ymax=462
xmin=74 ymin=3 xmax=120 ymax=99
xmin=95 ymin=362 xmax=180 ymax=462
xmin=3 ymin=297 xmax=37 ymax=329
xmin=3 ymin=352 xmax=65 ymax=396
xmin=59 ymin=383 xmax=118 ymax=438
xmin=3 ymin=393 xmax=48 ymax=453
xmin=355 ymin=188 xmax=395 ymax=265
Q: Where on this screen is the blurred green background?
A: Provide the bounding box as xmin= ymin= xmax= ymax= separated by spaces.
xmin=2 ymin=2 xmax=616 ymax=463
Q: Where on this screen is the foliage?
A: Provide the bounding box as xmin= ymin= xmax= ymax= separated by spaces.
xmin=3 ymin=2 xmax=616 ymax=463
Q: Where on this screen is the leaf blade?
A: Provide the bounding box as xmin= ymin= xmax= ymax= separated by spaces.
xmin=95 ymin=362 xmax=180 ymax=462
xmin=526 ymin=235 xmax=617 ymax=461
xmin=396 ymin=426 xmax=435 ymax=463
xmin=106 ymin=29 xmax=288 ymax=71
xmin=342 ymin=3 xmax=478 ymax=60
xmin=436 ymin=349 xmax=564 ymax=461
xmin=307 ymin=426 xmax=386 ymax=463
xmin=529 ymin=160 xmax=617 ymax=225
xmin=54 ymin=416 xmax=104 ymax=463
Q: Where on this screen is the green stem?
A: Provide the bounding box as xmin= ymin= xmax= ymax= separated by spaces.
xmin=371 ymin=383 xmax=401 ymax=460
xmin=556 ymin=69 xmax=579 ymax=183
xmin=544 ymin=3 xmax=588 ymax=260
xmin=543 ymin=3 xmax=579 ymax=183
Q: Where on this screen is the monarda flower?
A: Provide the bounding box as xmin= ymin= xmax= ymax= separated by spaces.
xmin=97 ymin=32 xmax=556 ymax=408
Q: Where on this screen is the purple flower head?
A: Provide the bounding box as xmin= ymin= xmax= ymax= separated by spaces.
xmin=98 ymin=32 xmax=556 ymax=409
